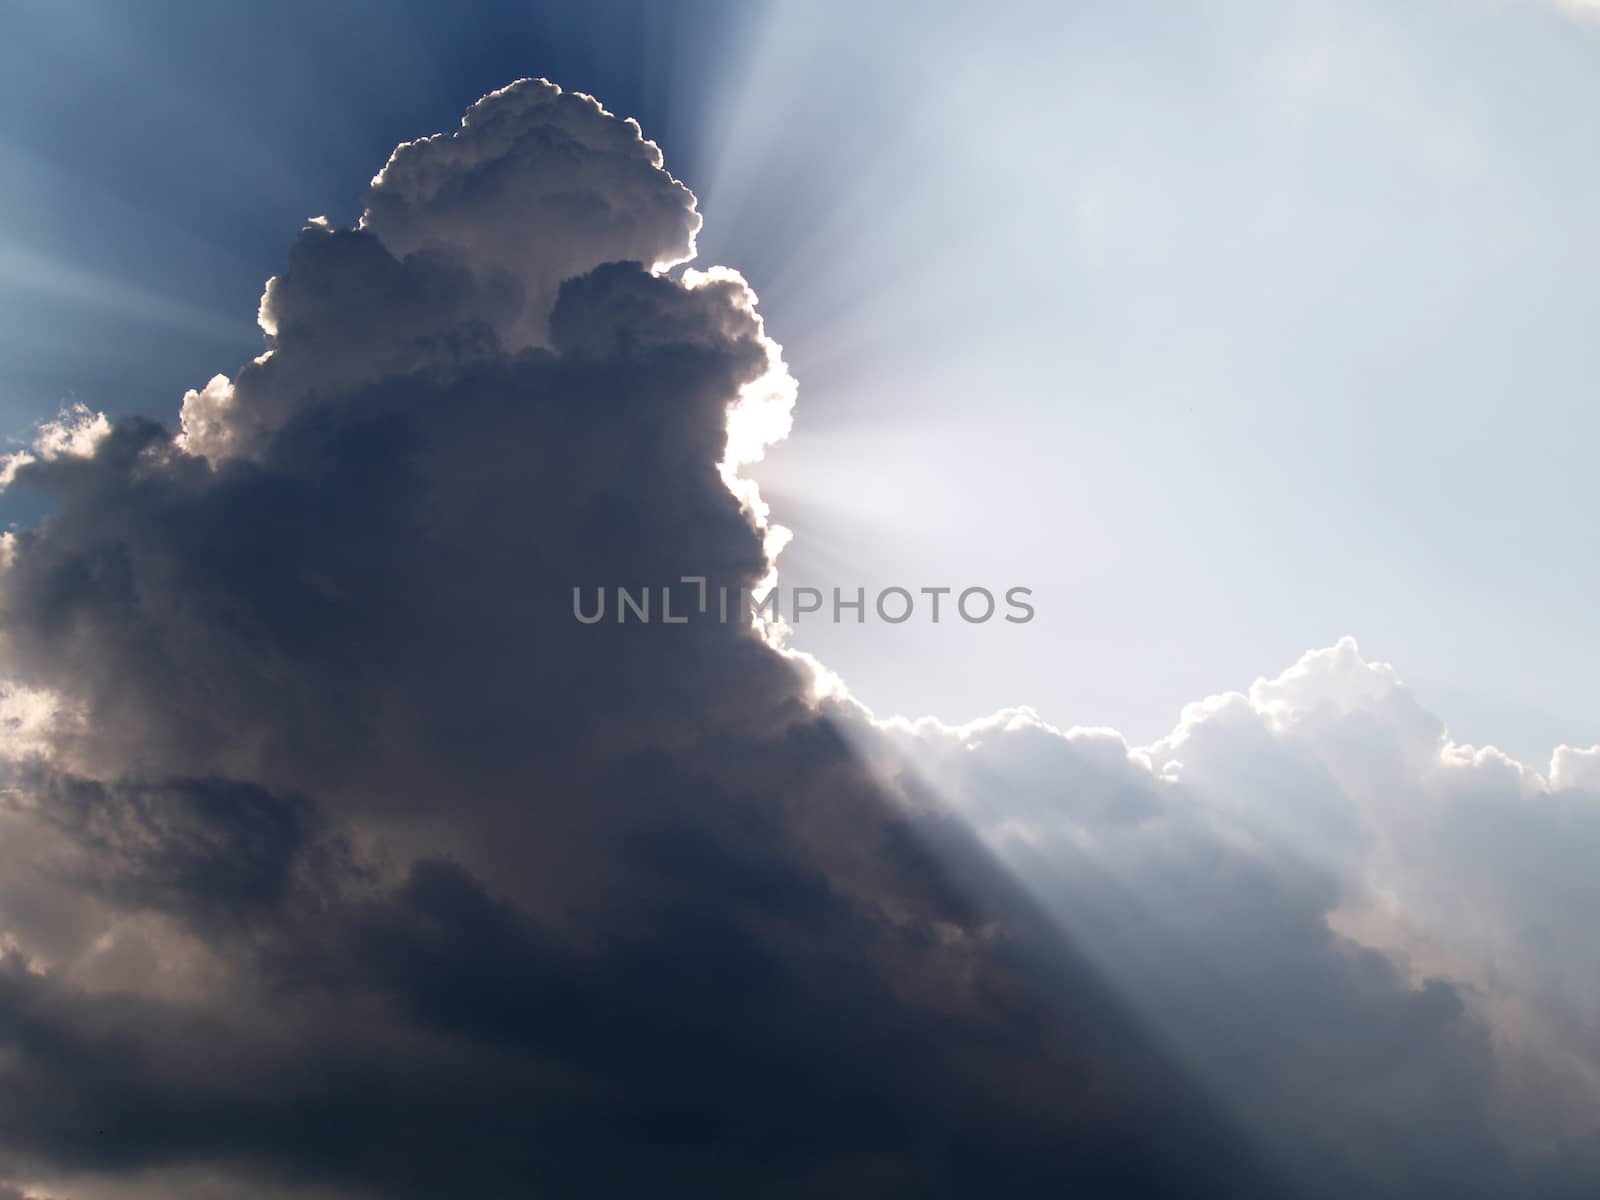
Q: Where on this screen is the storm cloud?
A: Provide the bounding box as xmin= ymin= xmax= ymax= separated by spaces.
xmin=0 ymin=77 xmax=1594 ymax=1200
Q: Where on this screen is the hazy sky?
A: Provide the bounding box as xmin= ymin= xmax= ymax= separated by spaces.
xmin=3 ymin=0 xmax=1597 ymax=761
xmin=708 ymin=0 xmax=1600 ymax=767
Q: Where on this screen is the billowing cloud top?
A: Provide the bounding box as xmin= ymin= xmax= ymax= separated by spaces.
xmin=178 ymin=79 xmax=704 ymax=463
xmin=0 ymin=79 xmax=1596 ymax=1200
xmin=365 ymin=80 xmax=702 ymax=338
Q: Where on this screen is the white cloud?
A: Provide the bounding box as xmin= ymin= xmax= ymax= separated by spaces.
xmin=1551 ymin=743 xmax=1600 ymax=791
xmin=0 ymin=402 xmax=110 ymax=492
xmin=856 ymin=635 xmax=1600 ymax=1177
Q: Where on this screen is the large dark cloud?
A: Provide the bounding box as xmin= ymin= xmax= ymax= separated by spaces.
xmin=0 ymin=77 xmax=1594 ymax=1200
xmin=0 ymin=79 xmax=1288 ymax=1199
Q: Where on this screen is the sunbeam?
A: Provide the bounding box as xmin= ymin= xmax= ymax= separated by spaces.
xmin=1 ymin=5 xmax=1599 ymax=1197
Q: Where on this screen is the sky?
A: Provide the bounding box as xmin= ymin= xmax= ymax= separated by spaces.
xmin=1 ymin=3 xmax=1599 ymax=1198
xmin=5 ymin=0 xmax=1600 ymax=766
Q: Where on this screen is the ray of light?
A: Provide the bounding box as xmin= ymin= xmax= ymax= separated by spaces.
xmin=0 ymin=241 xmax=255 ymax=344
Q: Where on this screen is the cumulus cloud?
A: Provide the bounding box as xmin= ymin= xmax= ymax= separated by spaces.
xmin=364 ymin=80 xmax=701 ymax=344
xmin=0 ymin=79 xmax=1286 ymax=1199
xmin=0 ymin=76 xmax=1594 ymax=1200
xmin=178 ymin=80 xmax=701 ymax=464
xmin=0 ymin=403 xmax=110 ymax=492
xmin=1552 ymin=742 xmax=1600 ymax=791
xmin=865 ymin=637 xmax=1600 ymax=1197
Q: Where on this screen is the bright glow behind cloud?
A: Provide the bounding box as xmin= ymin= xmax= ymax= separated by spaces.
xmin=0 ymin=64 xmax=1597 ymax=1200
